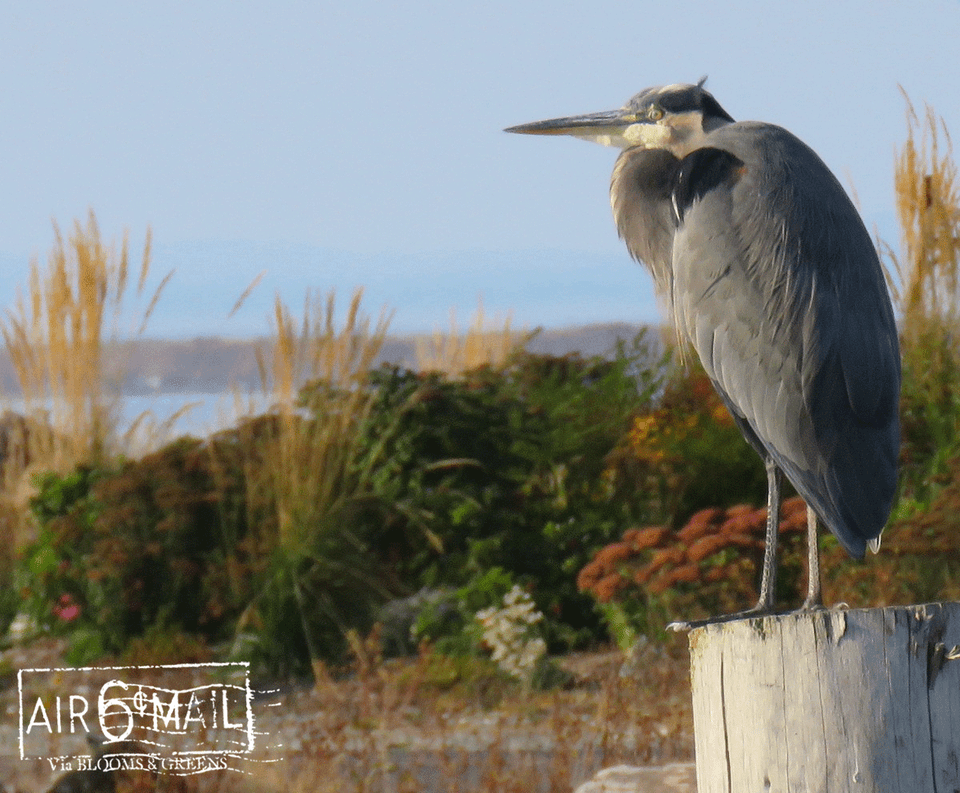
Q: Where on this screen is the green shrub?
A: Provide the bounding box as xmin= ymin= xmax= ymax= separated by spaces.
xmin=896 ymin=331 xmax=960 ymax=514
xmin=348 ymin=334 xmax=664 ymax=650
xmin=19 ymin=441 xmax=240 ymax=659
xmin=15 ymin=331 xmax=678 ymax=670
xmin=20 ymin=466 xmax=111 ymax=655
xmin=616 ymin=359 xmax=769 ymax=527
xmin=411 ymin=568 xmax=517 ymax=656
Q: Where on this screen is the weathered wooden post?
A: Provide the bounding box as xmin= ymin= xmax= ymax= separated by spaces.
xmin=688 ymin=603 xmax=960 ymax=792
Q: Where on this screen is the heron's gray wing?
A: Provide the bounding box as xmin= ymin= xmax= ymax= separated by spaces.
xmin=671 ymin=123 xmax=900 ymax=557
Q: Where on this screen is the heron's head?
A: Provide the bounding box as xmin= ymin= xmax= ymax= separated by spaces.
xmin=505 ymin=79 xmax=734 ymax=158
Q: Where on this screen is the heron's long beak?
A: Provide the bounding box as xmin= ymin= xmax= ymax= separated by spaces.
xmin=504 ymin=108 xmax=628 ymax=137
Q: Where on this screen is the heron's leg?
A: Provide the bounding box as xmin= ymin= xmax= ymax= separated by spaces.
xmin=667 ymin=458 xmax=782 ymax=632
xmin=752 ymin=458 xmax=782 ymax=612
xmin=801 ymin=506 xmax=823 ymax=610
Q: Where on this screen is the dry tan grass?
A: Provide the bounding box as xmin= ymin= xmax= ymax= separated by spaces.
xmin=2 ymin=637 xmax=693 ymax=793
xmin=202 ymin=639 xmax=693 ymax=793
xmin=247 ymin=288 xmax=390 ymax=548
xmin=879 ymin=94 xmax=960 ymax=503
xmin=884 ymin=90 xmax=960 ymax=347
xmin=415 ymin=301 xmax=529 ymax=376
xmin=0 ymin=211 xmax=168 ymax=555
xmin=0 ymin=212 xmax=168 ymax=470
xmin=215 ymin=288 xmax=392 ymax=681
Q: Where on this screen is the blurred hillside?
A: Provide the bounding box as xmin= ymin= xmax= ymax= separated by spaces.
xmin=0 ymin=322 xmax=656 ymax=396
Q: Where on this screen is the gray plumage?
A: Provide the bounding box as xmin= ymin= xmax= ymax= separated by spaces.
xmin=506 ymin=80 xmax=901 ymax=619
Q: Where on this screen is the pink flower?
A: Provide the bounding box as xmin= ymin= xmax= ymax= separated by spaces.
xmin=53 ymin=594 xmax=81 ymax=623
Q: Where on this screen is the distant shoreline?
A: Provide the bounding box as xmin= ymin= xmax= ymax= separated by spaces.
xmin=0 ymin=322 xmax=660 ymax=397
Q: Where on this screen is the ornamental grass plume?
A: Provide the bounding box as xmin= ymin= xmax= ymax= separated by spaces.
xmin=879 ymin=92 xmax=960 ymax=506
xmin=415 ymin=299 xmax=529 ymax=376
xmin=1 ymin=211 xmax=168 ymax=476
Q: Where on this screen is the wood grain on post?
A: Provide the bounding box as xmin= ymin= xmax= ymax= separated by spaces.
xmin=689 ymin=603 xmax=960 ymax=792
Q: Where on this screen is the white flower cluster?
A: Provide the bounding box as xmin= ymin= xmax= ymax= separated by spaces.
xmin=475 ymin=585 xmax=547 ymax=679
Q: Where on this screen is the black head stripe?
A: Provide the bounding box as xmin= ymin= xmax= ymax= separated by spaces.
xmin=658 ymin=85 xmax=707 ymax=114
xmin=624 ymin=83 xmax=735 ymax=124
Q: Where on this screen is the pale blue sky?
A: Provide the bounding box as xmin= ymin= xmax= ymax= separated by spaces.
xmin=2 ymin=1 xmax=958 ymax=336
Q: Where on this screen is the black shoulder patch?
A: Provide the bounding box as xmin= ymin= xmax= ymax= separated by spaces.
xmin=700 ymin=93 xmax=735 ymax=123
xmin=672 ymin=148 xmax=745 ymax=225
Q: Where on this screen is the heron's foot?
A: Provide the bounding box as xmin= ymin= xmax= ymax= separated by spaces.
xmin=667 ymin=602 xmax=778 ymax=632
xmin=667 ymin=601 xmax=852 ymax=631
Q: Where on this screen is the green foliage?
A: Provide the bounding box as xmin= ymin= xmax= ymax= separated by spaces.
xmin=897 ymin=330 xmax=960 ymax=512
xmin=64 ymin=627 xmax=108 ymax=666
xmin=350 ymin=333 xmax=663 ymax=650
xmin=528 ymin=653 xmax=573 ymax=691
xmin=595 ymin=598 xmax=663 ymax=651
xmin=235 ymin=290 xmax=394 ymax=683
xmin=411 ymin=568 xmax=517 ymax=656
xmin=14 ymin=327 xmax=786 ymax=669
xmin=20 ymin=467 xmax=106 ymax=645
xmin=19 ymin=439 xmax=249 ymax=659
xmin=618 ymin=359 xmax=769 ymax=527
xmin=230 ymin=538 xmax=388 ymax=678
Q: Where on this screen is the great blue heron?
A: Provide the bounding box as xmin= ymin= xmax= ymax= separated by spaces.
xmin=506 ymin=80 xmax=901 ymax=624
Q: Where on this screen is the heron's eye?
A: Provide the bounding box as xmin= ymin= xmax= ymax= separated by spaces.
xmin=648 ymin=106 xmax=664 ymax=121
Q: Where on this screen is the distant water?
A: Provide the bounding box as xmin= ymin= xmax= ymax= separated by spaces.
xmin=120 ymin=392 xmax=264 ymax=439
xmin=118 ymin=392 xmax=293 ymax=446
xmin=2 ymin=392 xmax=268 ymax=449
xmin=2 ymin=322 xmax=660 ymax=451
